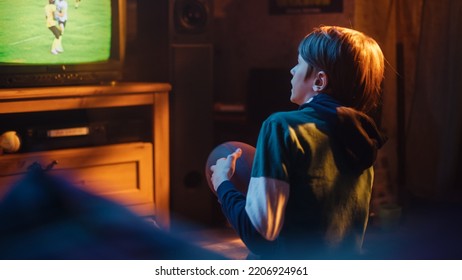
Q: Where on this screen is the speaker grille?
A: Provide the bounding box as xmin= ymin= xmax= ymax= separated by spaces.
xmin=174 ymin=0 xmax=210 ymax=33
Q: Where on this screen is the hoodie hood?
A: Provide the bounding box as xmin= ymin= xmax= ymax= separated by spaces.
xmin=300 ymin=93 xmax=387 ymax=172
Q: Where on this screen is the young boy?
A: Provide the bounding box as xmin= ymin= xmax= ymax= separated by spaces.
xmin=209 ymin=26 xmax=387 ymax=259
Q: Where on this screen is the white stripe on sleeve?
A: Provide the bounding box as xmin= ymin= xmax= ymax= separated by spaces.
xmin=245 ymin=177 xmax=290 ymax=241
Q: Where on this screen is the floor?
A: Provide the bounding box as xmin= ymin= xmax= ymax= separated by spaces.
xmin=184 ymin=198 xmax=462 ymax=260
xmin=184 ymin=226 xmax=249 ymax=260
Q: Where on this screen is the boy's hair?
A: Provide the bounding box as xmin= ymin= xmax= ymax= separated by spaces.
xmin=299 ymin=26 xmax=385 ymax=113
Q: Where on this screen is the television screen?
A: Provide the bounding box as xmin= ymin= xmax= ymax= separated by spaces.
xmin=0 ymin=0 xmax=125 ymax=87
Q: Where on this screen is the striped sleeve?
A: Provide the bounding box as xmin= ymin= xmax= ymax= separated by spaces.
xmin=245 ymin=177 xmax=289 ymax=240
xmin=214 ymin=116 xmax=293 ymax=254
xmin=216 ymin=180 xmax=278 ymax=254
xmin=245 ymin=117 xmax=291 ymax=241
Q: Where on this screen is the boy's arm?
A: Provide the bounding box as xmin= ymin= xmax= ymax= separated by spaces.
xmin=216 ymin=181 xmax=277 ymax=255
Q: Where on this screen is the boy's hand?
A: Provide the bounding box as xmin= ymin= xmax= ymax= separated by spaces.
xmin=209 ymin=148 xmax=242 ymax=191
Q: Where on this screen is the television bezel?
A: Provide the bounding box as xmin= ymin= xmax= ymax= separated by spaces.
xmin=0 ymin=0 xmax=126 ymax=88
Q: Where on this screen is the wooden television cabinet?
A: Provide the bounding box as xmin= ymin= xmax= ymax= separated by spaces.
xmin=0 ymin=82 xmax=170 ymax=229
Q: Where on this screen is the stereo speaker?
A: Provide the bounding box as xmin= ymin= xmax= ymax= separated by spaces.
xmin=170 ymin=0 xmax=213 ymax=44
xmin=124 ymin=0 xmax=217 ymax=227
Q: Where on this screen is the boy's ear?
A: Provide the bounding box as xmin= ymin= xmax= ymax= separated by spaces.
xmin=312 ymin=71 xmax=328 ymax=92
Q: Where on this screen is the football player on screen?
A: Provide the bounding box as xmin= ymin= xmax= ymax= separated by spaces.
xmin=55 ymin=0 xmax=68 ymax=35
xmin=45 ymin=0 xmax=63 ymax=54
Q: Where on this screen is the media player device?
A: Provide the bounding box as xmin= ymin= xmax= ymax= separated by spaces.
xmin=0 ymin=105 xmax=152 ymax=153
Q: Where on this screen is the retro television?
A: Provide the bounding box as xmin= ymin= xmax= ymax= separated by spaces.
xmin=0 ymin=0 xmax=126 ymax=88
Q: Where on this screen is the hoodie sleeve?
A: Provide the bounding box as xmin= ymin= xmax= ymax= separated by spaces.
xmin=216 ymin=180 xmax=278 ymax=255
xmin=244 ymin=118 xmax=291 ymax=241
xmin=215 ymin=116 xmax=294 ymax=255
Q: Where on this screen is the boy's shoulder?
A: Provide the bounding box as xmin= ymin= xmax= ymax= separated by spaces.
xmin=265 ymin=106 xmax=321 ymax=125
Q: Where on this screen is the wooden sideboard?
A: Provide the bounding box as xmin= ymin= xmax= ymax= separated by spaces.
xmin=0 ymin=82 xmax=170 ymax=229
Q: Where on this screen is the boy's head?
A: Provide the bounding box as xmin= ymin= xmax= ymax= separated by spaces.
xmin=299 ymin=26 xmax=385 ymax=113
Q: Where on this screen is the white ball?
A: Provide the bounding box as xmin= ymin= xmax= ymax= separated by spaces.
xmin=0 ymin=131 xmax=21 ymax=153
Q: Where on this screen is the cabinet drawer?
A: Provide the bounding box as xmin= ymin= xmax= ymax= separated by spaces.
xmin=0 ymin=142 xmax=154 ymax=215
